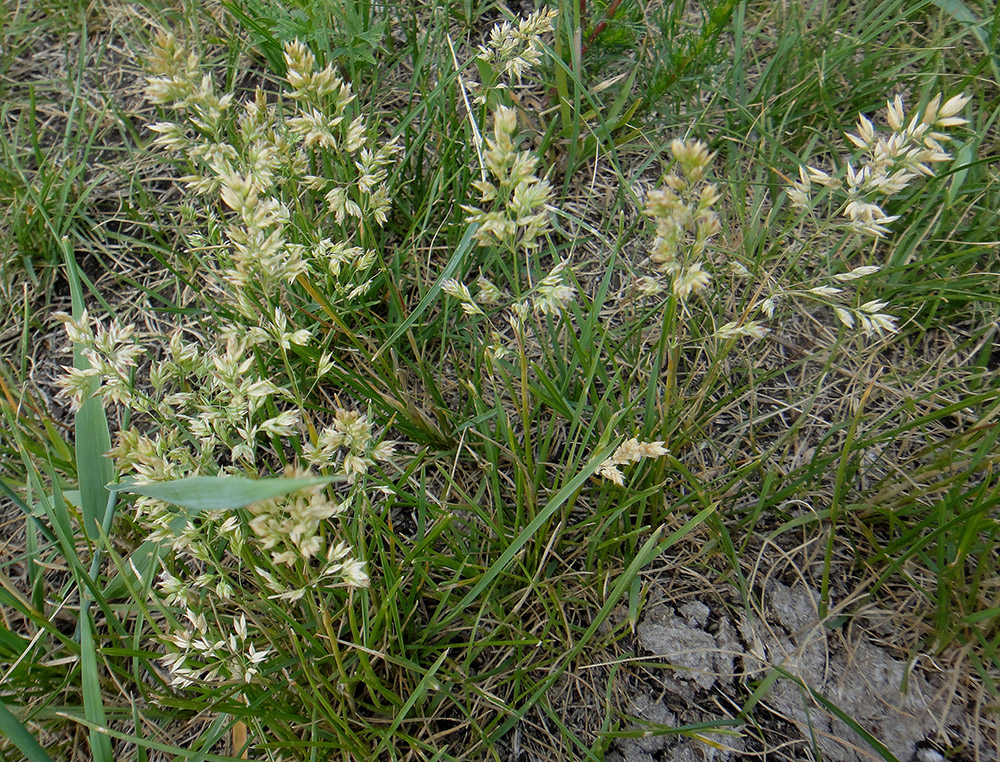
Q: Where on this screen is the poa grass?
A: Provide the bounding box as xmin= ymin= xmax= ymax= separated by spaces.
xmin=0 ymin=0 xmax=998 ymax=760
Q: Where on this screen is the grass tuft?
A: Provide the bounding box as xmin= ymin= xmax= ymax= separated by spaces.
xmin=0 ymin=0 xmax=997 ymax=760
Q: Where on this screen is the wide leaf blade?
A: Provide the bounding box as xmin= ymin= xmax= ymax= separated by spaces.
xmin=0 ymin=699 xmax=56 ymax=762
xmin=109 ymin=474 xmax=342 ymax=511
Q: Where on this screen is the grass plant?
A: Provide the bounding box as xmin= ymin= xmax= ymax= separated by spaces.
xmin=0 ymin=0 xmax=998 ymax=760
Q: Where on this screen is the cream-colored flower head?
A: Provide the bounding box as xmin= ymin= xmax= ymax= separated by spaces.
xmin=463 ymin=107 xmax=553 ymax=251
xmin=532 ymin=260 xmax=576 ymax=315
xmin=790 ymin=92 xmax=970 ymax=238
xmin=641 ymin=138 xmax=721 ymax=299
xmin=477 ymin=8 xmax=559 ymax=83
xmin=283 ymin=40 xmax=352 ymax=104
xmin=597 ymin=438 xmax=669 ymax=486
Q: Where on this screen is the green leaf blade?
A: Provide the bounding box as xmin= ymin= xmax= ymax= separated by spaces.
xmin=109 ymin=474 xmax=343 ymax=511
xmin=0 ymin=699 xmax=56 ymax=762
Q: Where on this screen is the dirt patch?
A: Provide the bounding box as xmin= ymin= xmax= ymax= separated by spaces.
xmin=604 ymin=574 xmax=994 ymax=762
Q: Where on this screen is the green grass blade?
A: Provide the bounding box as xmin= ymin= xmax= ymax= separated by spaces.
xmin=49 ymin=712 xmax=253 ymax=761
xmin=436 ymin=440 xmax=618 ymax=627
xmin=491 ymin=502 xmax=719 ymax=742
xmin=101 ymin=536 xmax=166 ymax=601
xmin=74 ymin=394 xmax=114 ymax=540
xmin=737 ymin=668 xmax=783 ymax=721
xmin=0 ymin=699 xmax=55 ymax=762
xmin=221 ymin=0 xmax=286 ymax=74
xmin=61 ymin=237 xmax=113 ymax=540
xmin=778 ymin=666 xmax=901 ymax=762
xmin=110 ymin=474 xmax=344 ymax=511
xmin=929 ymin=0 xmax=992 ymax=51
xmin=80 ymin=614 xmax=113 ymax=761
xmin=372 ymin=223 xmax=478 ymax=362
xmin=372 ymin=648 xmax=450 ymax=757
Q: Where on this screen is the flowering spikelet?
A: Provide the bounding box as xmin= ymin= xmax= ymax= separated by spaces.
xmin=597 ymin=438 xmax=669 ymax=486
xmin=835 ymin=299 xmax=899 ymax=337
xmin=642 ymin=139 xmax=721 ymax=300
xmin=283 ymin=40 xmax=353 ymax=103
xmin=52 ymin=311 xmax=144 ymax=409
xmin=143 ymin=35 xmax=397 ymax=307
xmin=789 ymin=92 xmax=970 ymax=238
xmin=755 ymin=263 xmax=898 ymax=342
xmin=476 ymin=275 xmax=504 ymax=305
xmin=531 ymin=260 xmax=576 ymax=316
xmin=463 ymin=106 xmax=553 ymax=251
xmin=159 ymin=609 xmax=272 ymax=705
xmin=442 ymin=278 xmax=485 ymax=316
xmin=145 ymin=32 xmax=202 ymax=106
xmin=302 ymin=408 xmax=396 ymax=482
xmin=715 ymin=321 xmax=768 ymax=340
xmin=248 ymin=485 xmax=347 ymax=566
xmin=477 ymin=8 xmax=559 ymax=83
xmin=87 ymin=32 xmax=415 ymax=715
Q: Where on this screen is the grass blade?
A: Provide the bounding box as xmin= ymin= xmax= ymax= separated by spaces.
xmin=372 ymin=223 xmax=478 ymax=362
xmin=110 ymin=474 xmax=344 ymax=511
xmin=61 ymin=237 xmax=114 ymax=540
xmin=80 ymin=614 xmax=113 ymax=761
xmin=436 ymin=440 xmax=618 ymax=627
xmin=0 ymin=699 xmax=55 ymax=762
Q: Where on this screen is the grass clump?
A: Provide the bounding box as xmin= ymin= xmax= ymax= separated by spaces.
xmin=0 ymin=0 xmax=998 ymax=760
